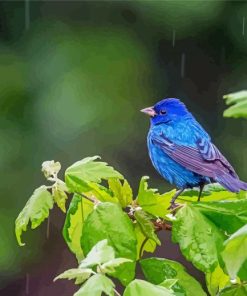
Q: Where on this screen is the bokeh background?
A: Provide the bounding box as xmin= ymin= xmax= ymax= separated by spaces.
xmin=0 ymin=1 xmax=247 ymax=295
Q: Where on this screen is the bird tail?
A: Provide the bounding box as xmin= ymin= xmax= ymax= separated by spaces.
xmin=215 ymin=174 xmax=247 ymax=193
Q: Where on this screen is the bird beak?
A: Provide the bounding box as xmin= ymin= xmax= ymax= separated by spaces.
xmin=140 ymin=106 xmax=156 ymax=117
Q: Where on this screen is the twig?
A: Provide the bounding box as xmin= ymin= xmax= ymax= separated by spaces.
xmin=139 ymin=237 xmax=149 ymax=258
xmin=76 ymin=192 xmax=98 ymax=204
xmin=127 ymin=211 xmax=172 ymax=232
xmin=153 ymin=220 xmax=172 ymax=231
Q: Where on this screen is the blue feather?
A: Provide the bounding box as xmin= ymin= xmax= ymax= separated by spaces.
xmin=142 ymin=98 xmax=247 ymax=193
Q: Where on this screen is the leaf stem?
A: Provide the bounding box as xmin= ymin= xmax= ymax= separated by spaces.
xmin=139 ymin=237 xmax=149 ymax=258
xmin=114 ymin=288 xmax=121 ymax=296
xmin=76 ymin=192 xmax=98 ymax=204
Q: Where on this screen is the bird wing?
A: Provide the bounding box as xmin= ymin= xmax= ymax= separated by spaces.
xmin=151 ymin=132 xmax=238 ymax=179
xmin=196 ymin=137 xmax=238 ymax=178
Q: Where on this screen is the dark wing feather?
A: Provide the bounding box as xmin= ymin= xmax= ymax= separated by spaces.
xmin=196 ymin=138 xmax=238 ymax=178
xmin=151 ymin=133 xmax=237 ymax=180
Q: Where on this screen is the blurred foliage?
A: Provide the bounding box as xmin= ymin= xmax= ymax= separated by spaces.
xmin=223 ymin=90 xmax=247 ymax=118
xmin=0 ymin=0 xmax=247 ymax=294
xmin=133 ymin=0 xmax=223 ymax=38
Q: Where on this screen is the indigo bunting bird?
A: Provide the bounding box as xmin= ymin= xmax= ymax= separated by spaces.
xmin=141 ymin=98 xmax=247 ymax=208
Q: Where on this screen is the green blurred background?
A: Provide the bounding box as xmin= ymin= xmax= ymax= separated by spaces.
xmin=0 ymin=1 xmax=247 ymax=295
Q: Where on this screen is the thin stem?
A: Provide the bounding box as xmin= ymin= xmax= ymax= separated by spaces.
xmin=139 ymin=237 xmax=148 ymax=258
xmin=76 ymin=192 xmax=97 ymax=204
xmin=114 ymin=288 xmax=121 ymax=296
xmin=80 ymin=195 xmax=84 ymax=221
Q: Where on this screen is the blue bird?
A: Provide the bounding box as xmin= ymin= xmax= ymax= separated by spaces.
xmin=141 ymin=98 xmax=247 ymax=208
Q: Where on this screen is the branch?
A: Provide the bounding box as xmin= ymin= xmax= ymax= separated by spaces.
xmin=153 ymin=220 xmax=172 ymax=231
xmin=127 ymin=211 xmax=172 ymax=231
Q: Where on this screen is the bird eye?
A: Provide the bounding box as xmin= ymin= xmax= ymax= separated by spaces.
xmin=160 ymin=110 xmax=167 ymax=115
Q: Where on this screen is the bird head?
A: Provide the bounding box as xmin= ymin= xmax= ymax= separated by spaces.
xmin=141 ymin=98 xmax=190 ymax=125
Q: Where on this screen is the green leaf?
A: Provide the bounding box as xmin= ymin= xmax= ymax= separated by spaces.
xmin=238 ymin=260 xmax=247 ymax=281
xmin=134 ymin=210 xmax=160 ymax=245
xmin=101 ymin=258 xmax=133 ymax=273
xmin=52 ymin=188 xmax=68 ymax=213
xmin=65 ymin=156 xmax=123 ymax=192
xmin=123 ymin=279 xmax=175 ymax=296
xmin=108 ymin=178 xmax=133 ymax=207
xmin=206 ymin=264 xmax=230 ymax=296
xmin=219 ymin=284 xmax=247 ymax=296
xmin=80 ymin=239 xmax=115 ymax=268
xmin=85 ymin=182 xmax=118 ymax=203
xmin=223 ymin=90 xmax=247 ymax=119
xmin=159 ymin=279 xmax=178 ymax=290
xmin=74 ymin=274 xmax=115 ymax=296
xmin=54 ymin=268 xmax=93 ymax=285
xmin=222 ymin=224 xmax=247 ymax=281
xmin=136 ymin=176 xmax=175 ymax=218
xmin=134 ymin=223 xmax=157 ymax=259
xmin=193 ymin=199 xmax=247 ymax=234
xmin=140 ymin=257 xmax=206 ymax=296
xmin=15 ymin=186 xmax=54 ymax=246
xmin=63 ymin=194 xmax=93 ymax=261
xmin=52 ymin=180 xmax=68 ymax=213
xmin=172 ymin=205 xmax=225 ymax=273
xmin=81 ymin=202 xmax=137 ymax=285
xmin=178 ymin=183 xmax=241 ymax=203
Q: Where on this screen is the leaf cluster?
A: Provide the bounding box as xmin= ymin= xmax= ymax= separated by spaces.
xmin=15 ymin=153 xmax=247 ymax=295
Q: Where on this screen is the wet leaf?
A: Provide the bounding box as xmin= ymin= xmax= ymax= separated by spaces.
xmin=79 ymin=239 xmax=115 ymax=268
xmin=134 ymin=210 xmax=160 ymax=245
xmin=74 ymin=274 xmax=115 ymax=296
xmin=65 ymin=156 xmax=123 ymax=192
xmin=54 ymin=268 xmax=93 ymax=285
xmin=81 ymin=202 xmax=137 ymax=285
xmin=123 ymin=279 xmax=175 ymax=296
xmin=222 ymin=224 xmax=247 ymax=281
xmin=63 ymin=194 xmax=93 ymax=261
xmin=108 ymin=178 xmax=133 ymax=208
xmin=140 ymin=257 xmax=206 ymax=296
xmin=172 ymin=205 xmax=225 ymax=272
xmin=15 ymin=186 xmax=53 ymax=246
xmin=206 ymin=264 xmax=230 ymax=296
xmin=136 ymin=176 xmax=175 ymax=218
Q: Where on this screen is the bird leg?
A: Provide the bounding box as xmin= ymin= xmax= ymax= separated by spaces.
xmin=168 ymin=188 xmax=184 ymax=210
xmin=197 ymin=183 xmax=205 ymax=202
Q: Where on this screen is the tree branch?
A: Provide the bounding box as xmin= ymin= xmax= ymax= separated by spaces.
xmin=153 ymin=220 xmax=172 ymax=231
xmin=127 ymin=211 xmax=172 ymax=232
